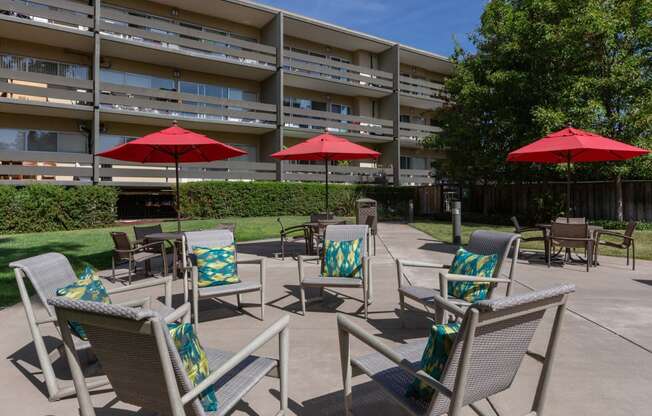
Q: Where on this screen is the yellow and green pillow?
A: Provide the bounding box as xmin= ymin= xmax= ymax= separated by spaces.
xmin=447 ymin=248 xmax=498 ymax=302
xmin=406 ymin=322 xmax=461 ymax=401
xmin=192 ymin=245 xmax=240 ymax=287
xmin=56 ymin=265 xmax=111 ymax=340
xmin=321 ymin=238 xmax=363 ymax=278
xmin=168 ymin=322 xmax=218 ymax=412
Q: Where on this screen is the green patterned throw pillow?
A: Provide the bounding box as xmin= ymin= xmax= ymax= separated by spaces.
xmin=168 ymin=322 xmax=218 ymax=412
xmin=406 ymin=322 xmax=461 ymax=401
xmin=321 ymin=238 xmax=363 ymax=278
xmin=56 ymin=265 xmax=111 ymax=340
xmin=447 ymin=248 xmax=498 ymax=302
xmin=192 ymin=245 xmax=240 ymax=287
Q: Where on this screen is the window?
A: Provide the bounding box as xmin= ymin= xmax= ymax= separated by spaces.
xmin=331 ymin=103 xmax=351 ymax=115
xmin=231 ymin=144 xmax=257 ymax=162
xmin=0 ymin=129 xmax=87 ymax=153
xmin=400 ymin=115 xmax=411 ymax=123
xmin=400 ymin=156 xmax=428 ymax=170
xmin=101 ymin=69 xmax=176 ymax=91
xmin=0 ymin=54 xmax=89 ymax=80
xmin=98 ymin=135 xmax=130 ymax=153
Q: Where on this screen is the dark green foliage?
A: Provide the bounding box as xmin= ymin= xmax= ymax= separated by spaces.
xmin=0 ymin=184 xmax=118 ymax=233
xmin=179 ymin=181 xmax=415 ymax=219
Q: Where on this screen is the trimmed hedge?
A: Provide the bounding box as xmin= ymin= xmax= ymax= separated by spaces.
xmin=180 ymin=181 xmax=416 ymax=219
xmin=0 ymin=184 xmax=118 ymax=233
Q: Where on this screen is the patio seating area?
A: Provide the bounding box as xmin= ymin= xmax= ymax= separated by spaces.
xmin=1 ymin=222 xmax=650 ymax=415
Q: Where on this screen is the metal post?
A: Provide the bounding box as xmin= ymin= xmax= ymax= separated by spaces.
xmin=175 ymin=156 xmax=181 ymax=232
xmin=325 ymin=158 xmax=329 ymax=215
xmin=452 ymin=200 xmax=462 ymax=245
xmin=566 ymin=154 xmax=571 ymax=221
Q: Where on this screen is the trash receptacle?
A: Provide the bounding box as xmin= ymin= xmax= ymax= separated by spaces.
xmin=356 ymin=198 xmax=377 ymax=255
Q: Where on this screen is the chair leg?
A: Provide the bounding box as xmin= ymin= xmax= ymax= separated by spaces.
xmin=236 ymin=293 xmax=242 ymax=309
xmin=300 ymin=285 xmax=306 ymax=315
xmin=363 ymin=283 xmax=368 ymax=320
xmin=399 ymin=293 xmax=405 ymax=311
xmin=111 ymin=257 xmax=116 ymax=282
xmin=260 ymin=289 xmax=265 ymax=321
xmin=632 ymin=242 xmax=636 ymax=271
xmin=128 ymin=258 xmax=133 ymax=285
xmin=373 ymin=233 xmax=376 ymax=256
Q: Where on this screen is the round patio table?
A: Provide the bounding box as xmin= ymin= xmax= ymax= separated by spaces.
xmin=304 ymin=219 xmax=347 ymax=255
xmin=145 ymin=232 xmax=184 ymax=278
xmin=536 ymin=223 xmax=603 ymax=264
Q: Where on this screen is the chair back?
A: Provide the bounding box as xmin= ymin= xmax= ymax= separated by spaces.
xmin=111 ymin=232 xmax=133 ymax=261
xmin=510 ymin=216 xmax=521 ymax=233
xmin=466 ymin=230 xmax=520 ymax=279
xmin=133 ymin=224 xmax=162 ymax=242
xmin=428 ymin=285 xmax=575 ymax=416
xmin=323 ymin=224 xmax=369 ymax=256
xmin=624 ymin=221 xmax=637 ymax=244
xmin=183 ymin=229 xmax=236 ymax=267
xmin=48 ymin=298 xmax=205 ymax=416
xmin=310 ymin=213 xmax=332 ymax=222
xmin=550 ymin=222 xmax=589 ymax=248
xmin=554 ymin=217 xmax=586 ymax=224
xmin=10 ymin=252 xmax=78 ymax=315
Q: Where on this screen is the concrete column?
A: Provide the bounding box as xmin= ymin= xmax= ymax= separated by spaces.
xmin=261 ymin=12 xmax=284 ymax=180
xmin=378 ymin=44 xmax=401 ymax=185
xmin=91 ymin=0 xmax=101 ymax=183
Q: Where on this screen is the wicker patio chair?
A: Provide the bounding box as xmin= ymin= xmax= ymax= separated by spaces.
xmin=298 ymin=224 xmax=371 ymax=319
xmin=337 ymin=284 xmax=575 ymax=416
xmin=48 ymin=298 xmax=289 ymax=416
xmin=133 ymin=224 xmax=163 ymax=245
xmin=593 ymin=221 xmax=637 ymax=270
xmin=111 ymin=231 xmax=167 ymax=284
xmin=547 ymin=223 xmax=593 ymax=272
xmin=182 ymin=229 xmax=265 ymax=325
xmin=511 ymin=216 xmax=547 ymax=257
xmin=397 ymin=230 xmax=520 ymax=323
xmin=277 ymin=217 xmax=311 ymax=260
xmin=9 ymin=252 xmax=174 ymax=401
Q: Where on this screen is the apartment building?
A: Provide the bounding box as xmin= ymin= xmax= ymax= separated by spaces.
xmin=0 ymin=0 xmax=452 ymax=195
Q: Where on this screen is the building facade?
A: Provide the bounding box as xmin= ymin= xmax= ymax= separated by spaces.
xmin=0 ymin=0 xmax=452 ymax=192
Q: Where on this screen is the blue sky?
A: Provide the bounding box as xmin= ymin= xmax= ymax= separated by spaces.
xmin=254 ymin=0 xmax=487 ymax=57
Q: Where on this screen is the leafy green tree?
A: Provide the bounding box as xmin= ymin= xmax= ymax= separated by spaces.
xmin=428 ymin=0 xmax=651 ymax=219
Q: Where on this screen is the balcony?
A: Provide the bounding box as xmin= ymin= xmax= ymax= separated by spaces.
xmin=399 ymin=122 xmax=441 ymax=147
xmin=0 ymin=67 xmax=93 ymax=119
xmin=0 ymin=150 xmax=93 ymax=185
xmin=99 ymin=82 xmax=277 ymax=133
xmin=284 ymin=107 xmax=393 ymax=142
xmin=0 ymin=0 xmax=93 ymax=51
xmin=284 ymin=50 xmax=394 ymax=98
xmin=399 ymin=76 xmax=448 ymax=109
xmin=99 ymin=6 xmax=277 ymax=81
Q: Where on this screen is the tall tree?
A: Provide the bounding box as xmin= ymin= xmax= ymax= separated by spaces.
xmin=429 ymin=0 xmax=651 ymax=218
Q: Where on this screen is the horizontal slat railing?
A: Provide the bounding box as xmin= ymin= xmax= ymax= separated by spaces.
xmin=0 ymin=150 xmax=93 ymax=182
xmin=0 ymin=0 xmax=93 ymax=29
xmin=284 ymin=107 xmax=393 ymax=138
xmin=284 ymin=164 xmax=392 ymax=184
xmin=399 ymin=122 xmax=441 ymax=140
xmin=399 ymin=76 xmax=447 ymax=101
xmin=0 ymin=69 xmax=92 ymax=105
xmin=284 ymin=50 xmax=393 ymax=91
xmin=100 ymin=6 xmax=276 ymax=67
xmin=401 ymin=168 xmax=435 ymax=185
xmin=100 ymin=82 xmax=276 ymax=125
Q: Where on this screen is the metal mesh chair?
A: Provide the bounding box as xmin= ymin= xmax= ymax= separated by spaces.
xmin=298 ymin=224 xmax=371 ymax=319
xmin=182 ymin=230 xmax=266 ymax=325
xmin=548 ymin=223 xmax=593 ymax=272
xmin=511 ymin=216 xmax=547 ymax=257
xmin=397 ymin=230 xmax=521 ymax=323
xmin=111 ymin=231 xmax=167 ymax=284
xmin=594 ymin=221 xmax=637 ymax=270
xmin=554 ymin=217 xmax=586 ymax=224
xmin=48 ymin=298 xmax=289 ymax=416
xmin=337 ymin=285 xmax=575 ymax=416
xmin=133 ymin=224 xmax=163 ymax=245
xmin=9 ymin=252 xmax=174 ymax=401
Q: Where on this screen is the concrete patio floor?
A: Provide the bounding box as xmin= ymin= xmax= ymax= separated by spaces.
xmin=1 ymin=222 xmax=651 ymax=415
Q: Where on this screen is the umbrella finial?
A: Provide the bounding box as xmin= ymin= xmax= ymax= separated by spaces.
xmin=172 ymin=120 xmax=178 ymax=126
xmin=565 ymin=121 xmax=573 ymax=128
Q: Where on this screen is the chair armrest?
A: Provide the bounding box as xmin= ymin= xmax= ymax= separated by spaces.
xmin=236 ymin=258 xmax=264 ymax=265
xmin=396 ymin=259 xmax=448 ymax=269
xmin=115 ymin=297 xmax=150 ymax=309
xmin=440 ymin=273 xmax=511 ymax=284
xmin=36 ymin=315 xmax=58 ymax=325
xmin=550 ymin=237 xmax=592 ymax=243
xmin=430 ymin=292 xmax=466 ymax=319
xmin=298 ymin=255 xmax=320 ymax=283
xmin=336 ymin=314 xmax=452 ymax=398
xmin=164 ymin=303 xmax=191 ymax=324
xmin=107 ymin=275 xmax=173 ymax=307
xmin=181 ymin=315 xmax=290 ymax=405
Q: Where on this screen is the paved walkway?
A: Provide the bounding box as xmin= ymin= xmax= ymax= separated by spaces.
xmin=1 ymin=222 xmax=650 ymax=415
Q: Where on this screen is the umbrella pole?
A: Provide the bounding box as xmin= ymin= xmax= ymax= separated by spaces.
xmin=566 ymin=155 xmax=571 ymax=222
xmin=175 ymin=156 xmax=181 ymax=232
xmin=325 ymin=158 xmax=329 ymax=217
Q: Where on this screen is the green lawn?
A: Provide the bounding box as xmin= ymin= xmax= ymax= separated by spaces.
xmin=0 ymin=216 xmax=310 ymax=307
xmin=410 ymin=220 xmax=649 ymax=261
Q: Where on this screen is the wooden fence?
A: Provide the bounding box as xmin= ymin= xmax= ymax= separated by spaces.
xmin=416 ymin=181 xmax=652 ymax=221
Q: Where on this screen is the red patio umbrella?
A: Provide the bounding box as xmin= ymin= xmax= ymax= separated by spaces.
xmin=270 ymin=133 xmax=381 ymax=215
xmin=507 ymin=126 xmax=649 ymax=218
xmin=98 ymin=122 xmax=246 ymax=230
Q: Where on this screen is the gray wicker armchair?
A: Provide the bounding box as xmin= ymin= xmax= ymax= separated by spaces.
xmin=298 ymin=224 xmax=371 ymax=318
xmin=9 ymin=252 xmax=174 ymax=401
xmin=337 ymin=285 xmax=575 ymax=416
xmin=48 ymin=298 xmax=290 ymax=416
xmin=182 ymin=229 xmax=265 ymax=325
xmin=397 ymin=230 xmax=520 ymax=323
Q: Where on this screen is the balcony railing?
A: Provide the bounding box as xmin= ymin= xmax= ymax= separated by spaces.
xmin=284 ymin=107 xmax=393 ymax=139
xmin=0 ymin=150 xmax=93 ymax=185
xmin=100 ymin=82 xmax=277 ymax=126
xmin=284 ymin=163 xmax=390 ymax=184
xmin=399 ymin=122 xmax=441 ymax=142
xmin=284 ymin=50 xmax=393 ymax=92
xmin=99 ymin=6 xmax=276 ymax=68
xmin=399 ymin=76 xmax=447 ymax=101
xmin=0 ymin=67 xmax=93 ymax=106
xmin=0 ymin=0 xmax=93 ymax=31
xmin=401 ymin=168 xmax=435 ymax=185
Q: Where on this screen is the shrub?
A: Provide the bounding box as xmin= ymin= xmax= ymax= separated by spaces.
xmin=0 ymin=184 xmax=118 ymax=233
xmin=179 ymin=181 xmax=415 ymax=220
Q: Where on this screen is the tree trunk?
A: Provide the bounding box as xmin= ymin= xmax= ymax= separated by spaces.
xmin=616 ymin=174 xmax=623 ymax=221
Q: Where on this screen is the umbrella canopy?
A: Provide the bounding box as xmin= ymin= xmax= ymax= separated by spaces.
xmin=98 ymin=122 xmax=246 ymax=230
xmin=507 ymin=126 xmax=649 ymax=218
xmin=270 ymin=133 xmax=381 ymax=214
